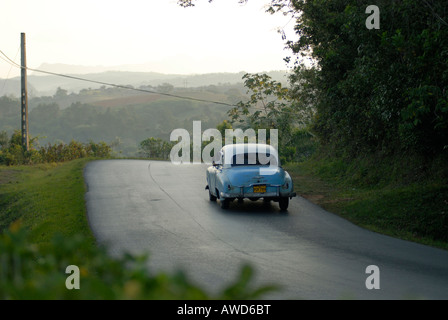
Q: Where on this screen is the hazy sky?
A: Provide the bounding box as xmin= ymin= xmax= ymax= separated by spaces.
xmin=0 ymin=0 xmax=296 ymax=77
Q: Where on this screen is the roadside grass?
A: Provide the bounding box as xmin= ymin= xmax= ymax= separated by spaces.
xmin=3 ymin=154 xmax=447 ymax=251
xmin=0 ymin=158 xmax=95 ymax=248
xmin=284 ymin=155 xmax=448 ymax=250
xmin=2 ymin=153 xmax=447 ymax=299
xmin=0 ymin=158 xmax=276 ymax=299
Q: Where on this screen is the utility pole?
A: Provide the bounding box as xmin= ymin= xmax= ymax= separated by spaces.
xmin=21 ymin=32 xmax=29 ymax=151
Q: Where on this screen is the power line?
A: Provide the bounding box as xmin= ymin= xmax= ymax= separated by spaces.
xmin=0 ymin=49 xmax=235 ymax=107
xmin=0 ymin=49 xmax=21 ymax=68
xmin=0 ymin=50 xmax=19 ymax=93
xmin=0 ymin=48 xmax=301 ymax=117
xmin=423 ymin=0 xmax=448 ymax=27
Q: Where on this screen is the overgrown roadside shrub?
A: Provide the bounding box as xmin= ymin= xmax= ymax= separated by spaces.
xmin=0 ymin=222 xmax=276 ymax=300
xmin=0 ymin=130 xmax=111 ymax=165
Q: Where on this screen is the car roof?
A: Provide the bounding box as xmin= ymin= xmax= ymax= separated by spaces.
xmin=220 ymin=143 xmax=280 ymax=167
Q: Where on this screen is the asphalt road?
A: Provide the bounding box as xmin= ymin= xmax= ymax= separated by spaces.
xmin=84 ymin=159 xmax=448 ymax=299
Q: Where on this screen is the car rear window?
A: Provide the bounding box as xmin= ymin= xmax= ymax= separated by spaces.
xmin=230 ymin=153 xmax=278 ymax=166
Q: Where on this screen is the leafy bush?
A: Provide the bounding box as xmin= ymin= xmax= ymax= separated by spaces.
xmin=139 ymin=137 xmax=174 ymax=160
xmin=0 ymin=130 xmax=112 ymax=165
xmin=286 ymin=0 xmax=448 ymax=159
xmin=0 ymin=222 xmax=276 ymax=300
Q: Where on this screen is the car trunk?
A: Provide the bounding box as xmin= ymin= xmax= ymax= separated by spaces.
xmin=224 ymin=166 xmax=285 ymax=187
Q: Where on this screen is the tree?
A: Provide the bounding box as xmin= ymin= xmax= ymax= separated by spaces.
xmin=54 ymin=87 xmax=68 ymax=98
xmin=0 ymin=131 xmax=8 ymax=150
xmin=139 ymin=137 xmax=173 ymax=160
xmin=157 ymin=83 xmax=174 ymax=94
xmin=228 ymin=73 xmax=315 ymax=161
xmin=294 ymin=0 xmax=448 ymax=158
xmin=216 ymin=120 xmax=232 ymax=138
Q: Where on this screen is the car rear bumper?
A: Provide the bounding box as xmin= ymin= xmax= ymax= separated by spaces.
xmin=220 ymin=187 xmax=296 ymax=199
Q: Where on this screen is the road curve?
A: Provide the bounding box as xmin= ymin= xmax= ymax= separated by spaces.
xmin=84 ymin=159 xmax=448 ymax=299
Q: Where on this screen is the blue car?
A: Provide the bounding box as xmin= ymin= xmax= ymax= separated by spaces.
xmin=205 ymin=143 xmax=296 ymax=210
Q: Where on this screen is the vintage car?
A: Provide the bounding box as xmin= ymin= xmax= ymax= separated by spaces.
xmin=205 ymin=143 xmax=296 ymax=210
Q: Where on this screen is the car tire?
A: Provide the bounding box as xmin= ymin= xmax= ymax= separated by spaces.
xmin=209 ymin=189 xmax=217 ymax=202
xmin=279 ymin=197 xmax=289 ymax=211
xmin=220 ymin=198 xmax=230 ymax=209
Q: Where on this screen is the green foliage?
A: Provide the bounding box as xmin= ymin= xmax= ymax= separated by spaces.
xmin=288 ymin=128 xmax=318 ymax=162
xmin=0 ymin=223 xmax=276 ymax=299
xmin=228 ymin=73 xmax=292 ymax=129
xmin=340 ymin=184 xmax=448 ymax=244
xmin=0 ymin=130 xmax=39 ymax=166
xmin=38 ymin=140 xmax=111 ymax=163
xmin=283 ymin=0 xmax=448 ymax=160
xmin=0 ymin=159 xmax=97 ymax=241
xmin=228 ymin=73 xmax=317 ymax=163
xmin=0 ymin=130 xmax=111 ymax=165
xmin=286 ymin=155 xmax=448 ymax=249
xmin=139 ymin=137 xmax=174 ymax=160
xmin=216 ymin=120 xmax=233 ymax=138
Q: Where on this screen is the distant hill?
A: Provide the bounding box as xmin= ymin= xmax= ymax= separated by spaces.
xmin=0 ymin=64 xmax=290 ymax=97
xmin=0 ymin=82 xmax=241 ymax=156
xmin=0 ymin=63 xmax=290 ymax=157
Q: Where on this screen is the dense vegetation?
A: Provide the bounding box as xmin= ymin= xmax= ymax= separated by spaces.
xmin=1 ymin=225 xmax=273 ymax=299
xmin=286 ymin=0 xmax=447 ymax=159
xmin=183 ymin=0 xmax=448 ymax=180
xmin=0 ymin=130 xmax=111 ymax=165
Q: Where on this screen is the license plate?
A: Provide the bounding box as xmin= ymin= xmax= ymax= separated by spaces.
xmin=253 ymin=185 xmax=266 ymax=193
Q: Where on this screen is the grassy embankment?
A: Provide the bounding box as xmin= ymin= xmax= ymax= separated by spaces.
xmin=0 ymin=158 xmax=95 ymax=247
xmin=284 ymin=153 xmax=448 ymax=250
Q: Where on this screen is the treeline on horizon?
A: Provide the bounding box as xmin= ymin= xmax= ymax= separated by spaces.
xmin=0 ymin=83 xmax=238 ymax=157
